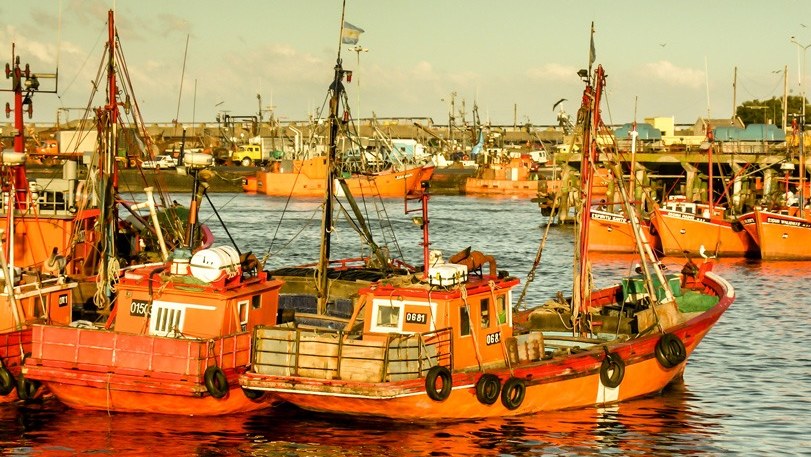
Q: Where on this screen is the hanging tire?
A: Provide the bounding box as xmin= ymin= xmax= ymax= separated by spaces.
xmin=655 ymin=333 xmax=687 ymax=369
xmin=475 ymin=373 xmax=501 ymax=405
xmin=500 ymin=377 xmax=526 ymax=410
xmin=241 ymin=157 xmax=253 ymax=167
xmin=204 ymin=366 xmax=229 ymax=399
xmin=0 ymin=366 xmax=15 ymax=396
xmin=424 ymin=366 xmax=452 ymax=401
xmin=16 ymin=374 xmax=39 ymax=401
xmin=241 ymin=387 xmax=265 ymax=400
xmin=649 ymin=223 xmax=658 ymax=236
xmin=600 ymin=352 xmax=625 ymax=388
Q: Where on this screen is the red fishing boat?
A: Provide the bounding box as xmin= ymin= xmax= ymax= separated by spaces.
xmin=19 ymin=9 xmax=280 ymax=416
xmin=239 ymin=48 xmax=735 ymax=420
xmin=23 ymin=242 xmax=284 ymax=415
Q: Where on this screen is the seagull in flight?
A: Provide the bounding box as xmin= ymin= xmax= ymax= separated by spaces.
xmin=659 ymin=43 xmax=667 ymax=47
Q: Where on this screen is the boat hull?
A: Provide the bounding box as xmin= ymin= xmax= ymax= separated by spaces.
xmin=240 ymin=273 xmax=733 ymax=421
xmin=24 ymin=325 xmax=276 ymax=415
xmin=26 ymin=367 xmax=274 ymax=415
xmin=651 ymin=209 xmax=757 ymax=258
xmin=588 ymin=210 xmax=659 ymax=253
xmin=244 ymin=158 xmax=434 ymax=198
xmin=464 ymin=178 xmax=542 ymax=197
xmin=753 ymin=209 xmax=811 ymax=260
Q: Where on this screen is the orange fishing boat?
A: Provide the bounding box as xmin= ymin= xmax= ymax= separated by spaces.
xmin=650 ymin=196 xmax=757 ymax=258
xmin=464 ymin=155 xmax=544 ymax=197
xmin=0 ymin=45 xmax=99 ymax=276
xmin=239 ymin=61 xmax=735 ymax=421
xmin=243 ymin=156 xmax=434 ymax=198
xmin=0 ymin=267 xmax=75 ymax=403
xmin=0 ymin=45 xmax=86 ymax=404
xmin=589 ymin=208 xmax=660 ymax=253
xmin=750 ymin=207 xmax=811 ymax=260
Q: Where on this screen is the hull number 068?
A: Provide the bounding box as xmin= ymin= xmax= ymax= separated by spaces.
xmin=486 ymin=332 xmax=501 ymax=345
xmin=405 ymin=312 xmax=427 ymax=324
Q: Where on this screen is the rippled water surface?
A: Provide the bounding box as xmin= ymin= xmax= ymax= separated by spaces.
xmin=2 ymin=194 xmax=808 ymax=456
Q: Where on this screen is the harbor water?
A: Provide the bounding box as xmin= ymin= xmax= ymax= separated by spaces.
xmin=0 ymin=193 xmax=808 ymax=456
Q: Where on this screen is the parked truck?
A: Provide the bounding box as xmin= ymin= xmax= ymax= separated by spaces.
xmin=232 ymin=136 xmax=283 ymax=166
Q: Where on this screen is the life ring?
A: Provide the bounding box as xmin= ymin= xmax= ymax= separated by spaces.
xmin=241 ymin=387 xmax=265 ymax=400
xmin=600 ymin=352 xmax=625 ymax=388
xmin=204 ymin=366 xmax=229 ymax=399
xmin=16 ymin=374 xmax=39 ymax=401
xmin=0 ymin=366 xmax=14 ymax=396
xmin=655 ymin=333 xmax=687 ymax=369
xmin=501 ymin=377 xmax=526 ymax=410
xmin=424 ymin=366 xmax=452 ymax=401
xmin=475 ymin=373 xmax=501 ymax=405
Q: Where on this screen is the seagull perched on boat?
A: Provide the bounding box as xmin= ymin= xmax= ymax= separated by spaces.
xmin=42 ymin=247 xmax=67 ymax=276
xmin=698 ymin=245 xmax=716 ymax=260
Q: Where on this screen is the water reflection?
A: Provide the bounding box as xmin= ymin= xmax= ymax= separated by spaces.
xmin=236 ymin=381 xmax=724 ymax=457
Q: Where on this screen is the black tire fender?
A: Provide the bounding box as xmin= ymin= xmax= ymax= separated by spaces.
xmin=600 ymin=352 xmax=625 ymax=388
xmin=0 ymin=366 xmax=14 ymax=396
xmin=16 ymin=374 xmax=39 ymax=401
xmin=424 ymin=366 xmax=452 ymax=401
xmin=204 ymin=366 xmax=229 ymax=399
xmin=655 ymin=333 xmax=687 ymax=369
xmin=500 ymin=377 xmax=526 ymax=410
xmin=475 ymin=373 xmax=501 ymax=405
xmin=241 ymin=387 xmax=265 ymax=400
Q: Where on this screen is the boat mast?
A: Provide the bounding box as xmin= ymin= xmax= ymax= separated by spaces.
xmin=316 ymin=6 xmax=349 ymax=315
xmin=574 ymin=64 xmax=604 ymax=327
xmin=98 ymin=9 xmax=120 ymax=310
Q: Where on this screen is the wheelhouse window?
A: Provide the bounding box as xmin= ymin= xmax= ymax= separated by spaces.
xmin=480 ymin=298 xmax=490 ymax=328
xmin=496 ymin=295 xmax=507 ymax=324
xmin=460 ymin=306 xmax=471 ymax=337
xmin=251 ymin=294 xmax=261 ymax=309
xmin=238 ymin=300 xmax=249 ymax=332
xmin=376 ymin=304 xmax=401 ymax=328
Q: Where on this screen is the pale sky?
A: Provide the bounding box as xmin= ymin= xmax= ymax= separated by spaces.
xmin=2 ymin=0 xmax=810 ymax=127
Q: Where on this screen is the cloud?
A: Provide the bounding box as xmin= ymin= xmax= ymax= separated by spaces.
xmin=641 ymin=60 xmax=704 ymax=88
xmin=526 ymin=63 xmax=578 ymax=82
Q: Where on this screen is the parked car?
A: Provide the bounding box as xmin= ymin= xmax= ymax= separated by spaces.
xmin=141 ymin=154 xmax=178 ymax=169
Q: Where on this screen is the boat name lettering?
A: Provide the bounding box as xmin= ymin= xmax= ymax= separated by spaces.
xmin=766 ymin=217 xmax=811 ymax=228
xmin=130 ymin=300 xmax=151 ymax=317
xmin=485 ymin=331 xmax=501 ymax=345
xmin=405 ymin=312 xmax=427 ymax=324
xmin=592 ymin=212 xmax=627 ymax=223
xmin=58 ymin=294 xmax=69 ymax=307
xmin=666 ymin=212 xmax=708 ymax=222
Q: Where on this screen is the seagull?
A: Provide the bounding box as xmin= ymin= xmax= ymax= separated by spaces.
xmin=659 ymin=43 xmax=667 ymax=47
xmin=552 ymin=98 xmax=567 ymax=111
xmin=43 ymin=247 xmax=67 ymax=275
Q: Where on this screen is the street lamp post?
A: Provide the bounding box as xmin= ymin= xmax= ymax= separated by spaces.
xmin=353 ymin=45 xmax=368 ymax=127
xmin=790 ymin=37 xmax=811 ymax=212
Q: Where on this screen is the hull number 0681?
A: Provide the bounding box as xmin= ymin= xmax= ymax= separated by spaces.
xmin=486 ymin=332 xmax=501 ymax=345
